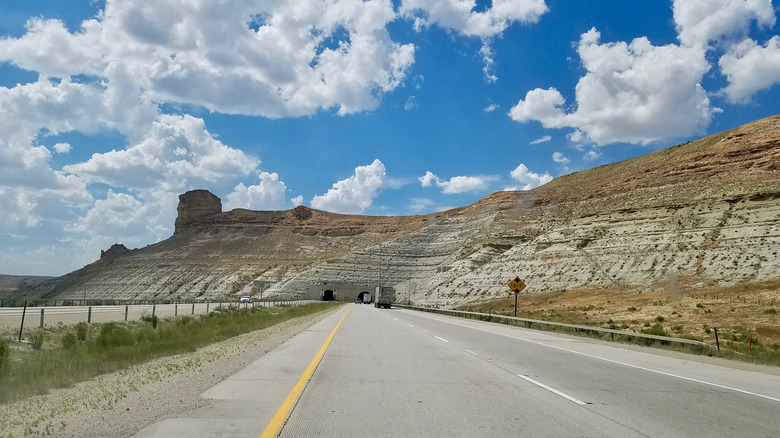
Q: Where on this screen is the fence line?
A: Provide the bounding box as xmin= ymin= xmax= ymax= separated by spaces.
xmin=0 ymin=300 xmax=316 ymax=330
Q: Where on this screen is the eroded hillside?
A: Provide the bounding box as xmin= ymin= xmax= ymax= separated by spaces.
xmin=17 ymin=115 xmax=780 ymax=307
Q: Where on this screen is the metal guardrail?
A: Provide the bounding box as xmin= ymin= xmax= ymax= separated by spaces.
xmin=396 ymin=304 xmax=709 ymax=348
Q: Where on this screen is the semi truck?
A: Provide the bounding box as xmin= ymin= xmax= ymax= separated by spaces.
xmin=374 ymin=286 xmax=395 ymax=309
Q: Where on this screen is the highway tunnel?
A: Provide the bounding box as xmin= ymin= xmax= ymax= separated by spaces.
xmin=322 ymin=290 xmax=335 ymax=301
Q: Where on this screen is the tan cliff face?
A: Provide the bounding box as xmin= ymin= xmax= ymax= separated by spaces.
xmin=174 ymin=189 xmax=222 ymax=235
xmin=18 ymin=115 xmax=780 ymax=307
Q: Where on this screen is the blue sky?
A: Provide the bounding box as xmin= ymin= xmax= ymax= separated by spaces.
xmin=1 ymin=0 xmax=779 ymax=276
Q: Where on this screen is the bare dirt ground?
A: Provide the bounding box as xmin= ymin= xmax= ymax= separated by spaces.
xmin=463 ymin=279 xmax=780 ymax=351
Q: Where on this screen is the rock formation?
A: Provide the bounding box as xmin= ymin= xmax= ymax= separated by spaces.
xmin=174 ymin=189 xmax=222 ymax=234
xmin=100 ymin=244 xmax=129 ymax=260
xmin=23 ymin=115 xmax=780 ymax=307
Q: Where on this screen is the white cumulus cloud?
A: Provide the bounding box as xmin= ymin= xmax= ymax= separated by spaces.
xmin=311 ymin=159 xmax=387 ymax=214
xmin=400 ymin=0 xmax=548 ymax=37
xmin=0 ymin=0 xmax=416 ymax=118
xmin=419 ymin=171 xmax=491 ymax=194
xmin=673 ymin=0 xmax=775 ymax=48
xmin=510 ymin=29 xmax=715 ymax=145
xmin=400 ymin=0 xmax=548 ymax=81
xmin=583 ymin=150 xmax=600 ymax=161
xmin=719 ymin=36 xmax=780 ymax=103
xmin=64 ymin=114 xmax=257 ymax=192
xmin=552 ymin=152 xmax=569 ymax=164
xmin=509 ymin=163 xmax=552 ymax=190
xmin=225 ymin=172 xmax=289 ymax=211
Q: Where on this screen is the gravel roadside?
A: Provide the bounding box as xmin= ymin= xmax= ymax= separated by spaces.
xmin=0 ymin=307 xmax=337 ymax=438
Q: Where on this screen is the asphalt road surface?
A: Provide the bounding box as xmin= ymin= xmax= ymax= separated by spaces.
xmin=132 ymin=304 xmax=780 ymax=437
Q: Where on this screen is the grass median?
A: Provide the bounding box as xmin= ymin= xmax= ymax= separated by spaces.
xmin=0 ymin=302 xmax=338 ymax=404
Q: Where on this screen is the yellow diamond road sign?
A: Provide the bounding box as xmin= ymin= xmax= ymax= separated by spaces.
xmin=509 ymin=277 xmax=526 ymax=293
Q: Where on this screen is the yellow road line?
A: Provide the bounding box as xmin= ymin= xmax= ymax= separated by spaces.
xmin=259 ymin=306 xmax=351 ymax=438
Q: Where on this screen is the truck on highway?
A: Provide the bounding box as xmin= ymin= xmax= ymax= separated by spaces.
xmin=362 ymin=293 xmax=372 ymax=304
xmin=374 ymin=286 xmax=394 ymax=309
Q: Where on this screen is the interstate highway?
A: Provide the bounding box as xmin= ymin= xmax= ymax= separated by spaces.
xmin=133 ymin=304 xmax=780 ymax=437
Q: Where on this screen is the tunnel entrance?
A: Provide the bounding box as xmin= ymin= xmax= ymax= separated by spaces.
xmin=357 ymin=291 xmax=371 ymax=304
xmin=322 ymin=289 xmax=335 ymax=301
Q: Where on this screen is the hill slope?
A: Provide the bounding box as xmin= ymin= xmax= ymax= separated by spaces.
xmin=14 ymin=115 xmax=780 ymax=307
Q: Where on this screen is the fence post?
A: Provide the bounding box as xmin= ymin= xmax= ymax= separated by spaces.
xmin=18 ymin=300 xmax=28 ymax=341
xmin=125 ymin=305 xmax=129 ymax=321
xmin=40 ymin=308 xmax=45 ymax=328
xmin=192 ymin=303 xmax=195 ymax=315
xmin=88 ymin=306 xmax=92 ymax=323
xmin=152 ymin=304 xmax=156 ymax=319
xmin=714 ymin=327 xmax=720 ymax=351
xmin=175 ymin=304 xmax=178 ymax=317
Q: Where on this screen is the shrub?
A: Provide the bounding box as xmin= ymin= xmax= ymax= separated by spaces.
xmin=641 ymin=323 xmax=669 ymax=337
xmin=696 ymin=303 xmax=705 ymax=308
xmin=62 ymin=333 xmax=77 ymax=350
xmin=97 ymin=322 xmax=135 ymax=349
xmin=0 ymin=338 xmax=9 ymax=375
xmin=141 ymin=314 xmax=159 ymax=328
xmin=76 ymin=322 xmax=88 ymax=341
xmin=765 ymin=308 xmax=777 ymax=314
xmin=29 ymin=331 xmax=45 ymax=350
xmin=703 ymin=325 xmax=711 ymax=334
xmin=180 ymin=316 xmax=191 ymax=326
xmin=627 ymin=306 xmax=637 ymax=312
xmin=655 ymin=315 xmax=665 ymax=322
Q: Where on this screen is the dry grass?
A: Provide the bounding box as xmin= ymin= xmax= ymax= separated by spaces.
xmin=461 ymin=279 xmax=780 ymax=361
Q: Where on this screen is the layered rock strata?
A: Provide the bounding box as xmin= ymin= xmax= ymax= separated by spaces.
xmin=22 ymin=115 xmax=780 ymax=307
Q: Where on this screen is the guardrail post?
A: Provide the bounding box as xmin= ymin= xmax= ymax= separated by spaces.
xmin=40 ymin=308 xmax=45 ymax=328
xmin=125 ymin=305 xmax=129 ymax=321
xmin=88 ymin=306 xmax=92 ymax=323
xmin=175 ymin=304 xmax=178 ymax=316
xmin=152 ymin=304 xmax=156 ymax=319
xmin=206 ymin=302 xmax=210 ymax=313
xmin=192 ymin=303 xmax=195 ymax=315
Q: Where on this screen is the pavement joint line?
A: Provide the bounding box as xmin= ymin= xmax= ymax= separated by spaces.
xmin=259 ymin=306 xmax=351 ymax=438
xmin=517 ymin=374 xmax=588 ymax=405
xmin=406 ymin=314 xmax=586 ymax=406
xmin=399 ymin=309 xmax=780 ymax=404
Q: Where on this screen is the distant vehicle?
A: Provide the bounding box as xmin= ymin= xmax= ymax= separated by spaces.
xmin=354 ymin=298 xmax=361 ymax=304
xmin=362 ymin=293 xmax=372 ymax=304
xmin=239 ymin=296 xmax=252 ymax=304
xmin=374 ymin=286 xmax=394 ymax=309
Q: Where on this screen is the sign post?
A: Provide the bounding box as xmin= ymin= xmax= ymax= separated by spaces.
xmin=508 ymin=277 xmax=526 ymax=317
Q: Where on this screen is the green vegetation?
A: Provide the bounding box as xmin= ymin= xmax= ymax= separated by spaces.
xmin=641 ymin=323 xmax=669 ymax=337
xmin=0 ymin=303 xmax=335 ymax=404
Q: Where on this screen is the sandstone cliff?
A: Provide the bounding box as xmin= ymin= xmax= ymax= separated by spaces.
xmin=22 ymin=115 xmax=780 ymax=307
